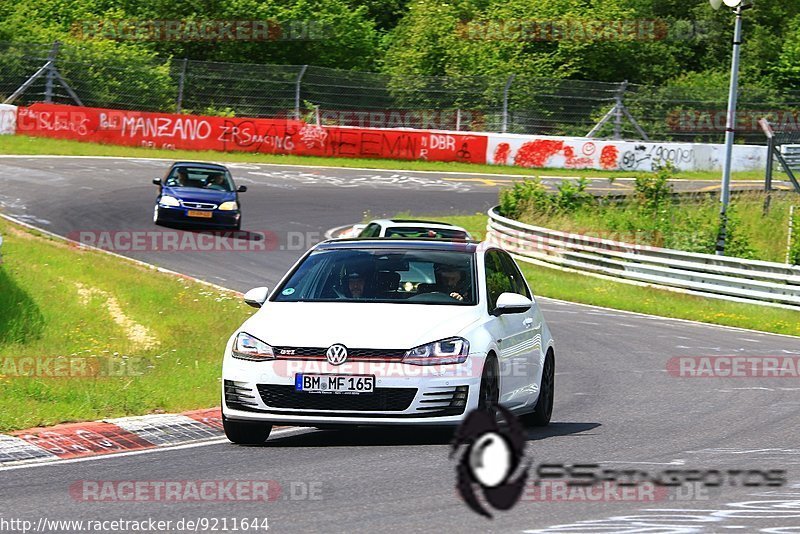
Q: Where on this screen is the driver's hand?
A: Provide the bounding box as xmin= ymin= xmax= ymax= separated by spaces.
xmin=450 ymin=292 xmax=463 ymax=301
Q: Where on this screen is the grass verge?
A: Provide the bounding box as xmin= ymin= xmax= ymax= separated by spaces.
xmin=430 ymin=214 xmax=800 ymax=337
xmin=0 ymin=217 xmax=251 ymax=432
xmin=0 ymin=134 xmax=765 ymax=181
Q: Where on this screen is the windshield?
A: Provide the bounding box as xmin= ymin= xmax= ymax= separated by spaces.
xmin=385 ymin=227 xmax=469 ymax=239
xmin=165 ymin=167 xmax=235 ymax=191
xmin=273 ymin=248 xmax=477 ymax=305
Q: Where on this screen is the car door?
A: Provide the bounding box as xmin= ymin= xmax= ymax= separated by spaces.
xmin=498 ymin=250 xmax=543 ymax=408
xmin=483 ymin=249 xmax=530 ymax=409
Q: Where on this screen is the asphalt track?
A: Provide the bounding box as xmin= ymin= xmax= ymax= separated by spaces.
xmin=1 ymin=156 xmax=800 ymax=533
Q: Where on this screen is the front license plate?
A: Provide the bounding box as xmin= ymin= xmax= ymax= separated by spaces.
xmin=187 ymin=210 xmax=213 ymax=218
xmin=295 ymin=374 xmax=375 ymax=394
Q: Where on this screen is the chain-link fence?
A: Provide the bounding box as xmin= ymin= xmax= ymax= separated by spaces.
xmin=3 ymin=40 xmax=800 ymax=144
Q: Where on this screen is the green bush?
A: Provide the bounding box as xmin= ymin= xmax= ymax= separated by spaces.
xmin=498 ymin=178 xmax=550 ymax=219
xmin=507 ymin=166 xmax=797 ymax=262
xmin=790 ymin=207 xmax=800 ymax=265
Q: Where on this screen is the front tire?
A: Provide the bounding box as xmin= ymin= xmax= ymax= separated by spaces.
xmin=223 ymin=414 xmax=272 ymax=445
xmin=478 ymin=355 xmax=500 ymax=420
xmin=523 ymin=350 xmax=554 ymax=427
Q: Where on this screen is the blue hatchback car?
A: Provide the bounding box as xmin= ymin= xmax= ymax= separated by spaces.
xmin=153 ymin=162 xmax=247 ymax=230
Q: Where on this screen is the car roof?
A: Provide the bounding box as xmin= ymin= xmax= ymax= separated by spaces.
xmin=170 ymin=161 xmax=229 ymax=171
xmin=315 ymin=238 xmax=481 ymax=253
xmin=367 ymin=219 xmax=469 ymax=231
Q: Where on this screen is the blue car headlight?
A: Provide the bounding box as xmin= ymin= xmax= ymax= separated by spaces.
xmin=218 ymin=201 xmax=238 ymax=211
xmin=159 ymin=195 xmax=180 ymax=207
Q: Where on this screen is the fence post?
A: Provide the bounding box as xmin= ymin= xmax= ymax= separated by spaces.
xmin=501 ymin=74 xmax=515 ymax=133
xmin=44 ymin=41 xmax=61 ymax=104
xmin=176 ymin=58 xmax=188 ymax=113
xmin=295 ymin=65 xmax=308 ymax=121
xmin=456 ymin=108 xmax=461 ymax=131
xmin=763 ymin=132 xmax=775 ymax=215
xmin=613 ymin=80 xmax=628 ymax=140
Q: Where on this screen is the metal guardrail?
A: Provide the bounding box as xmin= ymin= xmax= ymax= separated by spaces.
xmin=780 ymin=145 xmax=800 ymax=171
xmin=485 ymin=207 xmax=800 ymax=309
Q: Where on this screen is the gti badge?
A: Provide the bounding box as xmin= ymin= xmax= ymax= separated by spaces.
xmin=451 ymin=406 xmax=530 ymax=518
xmin=326 ymin=344 xmax=348 ymax=366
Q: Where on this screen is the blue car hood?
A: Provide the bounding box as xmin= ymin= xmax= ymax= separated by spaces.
xmin=162 ymin=186 xmax=236 ymax=204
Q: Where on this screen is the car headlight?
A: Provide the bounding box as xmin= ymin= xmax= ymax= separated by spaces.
xmin=403 ymin=337 xmax=469 ymax=365
xmin=218 ymin=201 xmax=238 ymax=211
xmin=232 ymin=332 xmax=275 ymax=361
xmin=159 ymin=195 xmax=180 ymax=207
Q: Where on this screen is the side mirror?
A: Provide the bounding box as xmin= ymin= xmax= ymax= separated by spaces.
xmin=492 ymin=292 xmax=532 ymax=316
xmin=152 ymin=178 xmax=161 ymax=185
xmin=243 ymin=286 xmax=269 ymax=308
xmin=237 ymin=185 xmax=247 ymax=193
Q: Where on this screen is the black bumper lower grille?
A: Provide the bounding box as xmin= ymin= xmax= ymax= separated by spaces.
xmin=257 ymin=385 xmax=416 ymax=412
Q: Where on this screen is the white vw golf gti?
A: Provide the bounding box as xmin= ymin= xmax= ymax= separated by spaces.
xmin=221 ymin=239 xmax=555 ymax=444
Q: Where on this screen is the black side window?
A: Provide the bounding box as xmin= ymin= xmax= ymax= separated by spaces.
xmin=360 ymin=223 xmax=381 ymax=238
xmin=498 ymin=251 xmax=531 ymax=299
xmin=484 ymin=250 xmax=513 ymax=312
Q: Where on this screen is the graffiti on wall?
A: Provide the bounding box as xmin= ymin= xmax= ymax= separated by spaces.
xmin=487 ymin=136 xmax=704 ymax=172
xmin=17 ymin=104 xmax=488 ymax=164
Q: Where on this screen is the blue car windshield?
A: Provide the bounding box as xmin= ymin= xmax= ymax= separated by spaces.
xmin=166 ymin=167 xmax=235 ymax=192
xmin=273 ymin=248 xmax=477 ymax=305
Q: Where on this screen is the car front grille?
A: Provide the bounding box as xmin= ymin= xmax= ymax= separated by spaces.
xmin=272 ymin=347 xmax=407 ymax=361
xmin=182 ymin=201 xmax=217 ymax=210
xmin=257 ymin=385 xmax=416 ymax=411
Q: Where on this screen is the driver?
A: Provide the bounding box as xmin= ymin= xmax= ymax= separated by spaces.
xmin=172 ymin=169 xmax=188 ymax=187
xmin=345 ymin=271 xmax=369 ymax=299
xmin=437 ymin=264 xmax=469 ymax=301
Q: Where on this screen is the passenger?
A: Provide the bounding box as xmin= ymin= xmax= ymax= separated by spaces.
xmin=207 ymin=173 xmax=226 ymax=190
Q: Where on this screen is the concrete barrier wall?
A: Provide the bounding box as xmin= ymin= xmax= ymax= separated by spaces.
xmin=11 ymin=103 xmax=767 ymax=172
xmin=486 ymin=133 xmax=766 ymax=172
xmin=0 ymin=104 xmax=17 ymax=135
xmin=15 ymin=103 xmax=487 ymax=164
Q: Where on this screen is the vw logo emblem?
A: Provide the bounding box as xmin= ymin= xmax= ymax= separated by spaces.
xmin=326 ymin=344 xmax=348 ymax=366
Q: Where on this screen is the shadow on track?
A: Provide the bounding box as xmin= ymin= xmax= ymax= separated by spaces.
xmin=158 ymin=224 xmax=267 ymax=242
xmin=262 ymin=421 xmax=601 ymax=448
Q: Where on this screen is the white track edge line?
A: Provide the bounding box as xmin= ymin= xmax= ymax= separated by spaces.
xmin=0 ymin=428 xmax=309 ymax=472
xmin=0 ymin=154 xmax=764 ymax=182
